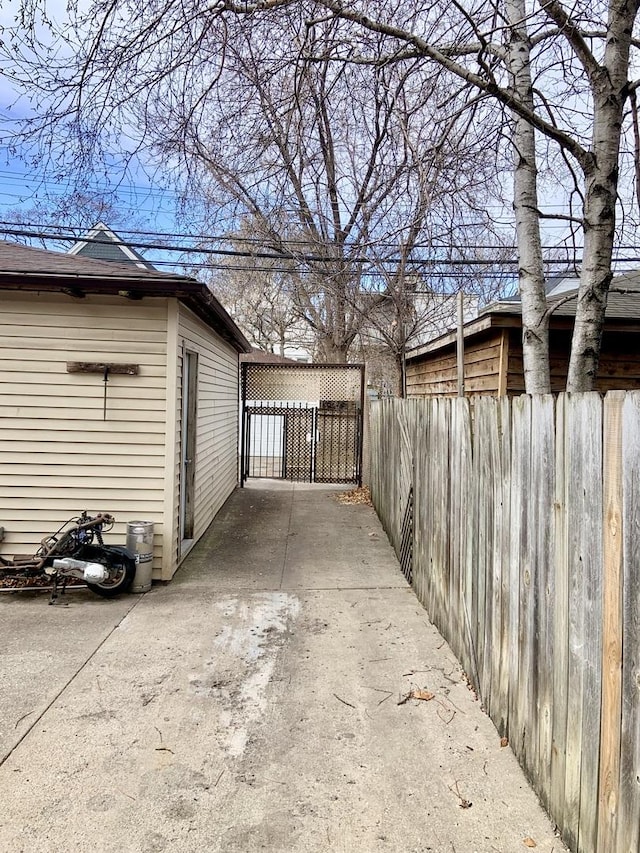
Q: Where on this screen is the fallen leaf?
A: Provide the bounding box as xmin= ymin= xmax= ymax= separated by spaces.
xmin=523 ymin=838 xmax=537 ymax=848
xmin=500 ymin=737 xmax=509 ymax=747
xmin=398 ymin=688 xmax=435 ymax=704
xmin=412 ymin=689 xmax=435 ymax=701
xmin=333 ymin=486 xmax=373 ymax=506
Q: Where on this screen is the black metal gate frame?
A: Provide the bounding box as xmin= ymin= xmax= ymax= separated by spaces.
xmin=240 ymin=362 xmax=365 ymax=487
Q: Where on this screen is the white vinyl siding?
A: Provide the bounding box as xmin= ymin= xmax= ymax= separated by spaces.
xmin=0 ymin=294 xmax=168 ymax=568
xmin=175 ymin=303 xmax=239 ymax=565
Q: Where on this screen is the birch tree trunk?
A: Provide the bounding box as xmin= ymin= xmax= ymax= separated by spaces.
xmin=566 ymin=0 xmax=638 ymax=391
xmin=506 ymin=0 xmax=550 ymax=394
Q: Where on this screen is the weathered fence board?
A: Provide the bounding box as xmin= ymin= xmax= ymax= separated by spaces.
xmin=495 ymin=396 xmax=512 ymax=737
xmin=513 ymin=395 xmax=533 ymax=770
xmin=563 ymin=394 xmax=587 ymax=851
xmin=576 ymin=394 xmax=603 ymax=853
xmin=369 ymin=391 xmax=640 ymax=853
xmin=550 ymin=393 xmax=569 ymax=831
xmin=618 ymin=393 xmax=640 ymax=853
xmin=597 ymin=391 xmax=624 ymax=851
xmin=532 ymin=395 xmax=555 ymax=808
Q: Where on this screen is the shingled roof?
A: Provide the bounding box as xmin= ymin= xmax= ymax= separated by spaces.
xmin=0 ymin=238 xmax=175 ymax=283
xmin=406 ymin=271 xmax=640 ymax=362
xmin=240 ymin=348 xmax=300 ymax=364
xmin=0 ymin=239 xmax=251 ymax=353
xmin=487 ymin=271 xmax=640 ymax=320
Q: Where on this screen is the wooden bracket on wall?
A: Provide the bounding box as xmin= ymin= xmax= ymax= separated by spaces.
xmin=66 ymin=362 xmax=140 ymax=375
xmin=66 ymin=362 xmax=140 ymax=420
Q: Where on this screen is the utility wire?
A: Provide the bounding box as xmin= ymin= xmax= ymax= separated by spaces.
xmin=0 ymin=218 xmax=618 ymax=251
xmin=1 ymin=225 xmax=630 ymax=269
xmin=6 ymin=220 xmax=640 ymax=255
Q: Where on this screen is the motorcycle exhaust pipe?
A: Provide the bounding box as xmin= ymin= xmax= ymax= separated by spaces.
xmin=51 ymin=557 xmax=109 ymax=582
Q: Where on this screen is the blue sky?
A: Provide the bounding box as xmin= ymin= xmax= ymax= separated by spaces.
xmin=0 ymin=0 xmax=191 ymax=265
xmin=1 ymin=0 xmax=628 ymax=284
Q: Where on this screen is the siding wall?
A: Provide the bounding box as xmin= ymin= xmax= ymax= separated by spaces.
xmin=406 ymin=331 xmax=505 ymax=398
xmin=508 ymin=328 xmax=640 ymax=395
xmin=408 ymin=325 xmax=640 ymax=400
xmin=0 ymin=293 xmax=168 ymax=568
xmin=173 ymin=304 xmax=239 ymax=573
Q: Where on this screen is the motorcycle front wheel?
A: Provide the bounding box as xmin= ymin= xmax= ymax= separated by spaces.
xmin=85 ymin=554 xmax=136 ymax=598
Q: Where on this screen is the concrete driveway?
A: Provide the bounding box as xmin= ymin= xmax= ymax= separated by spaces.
xmin=0 ymin=482 xmax=565 ymax=853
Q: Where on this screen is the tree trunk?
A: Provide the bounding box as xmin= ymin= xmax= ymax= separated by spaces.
xmin=316 ymin=337 xmax=350 ymax=362
xmin=566 ymin=1 xmax=636 ymax=391
xmin=506 ymin=0 xmax=550 ymax=394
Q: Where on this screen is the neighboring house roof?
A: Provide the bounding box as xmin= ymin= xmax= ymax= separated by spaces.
xmin=67 ymin=221 xmax=155 ymax=269
xmin=241 ymin=348 xmax=301 ymax=364
xmin=406 ymin=272 xmax=640 ymax=362
xmin=0 ymin=239 xmax=251 ymax=353
xmin=483 ymin=271 xmax=640 ymax=320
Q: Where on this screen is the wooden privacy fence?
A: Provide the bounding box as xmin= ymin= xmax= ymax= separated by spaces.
xmin=369 ymin=393 xmax=640 ymax=853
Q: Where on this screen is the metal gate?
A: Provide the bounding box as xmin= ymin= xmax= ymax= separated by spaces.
xmin=241 ymin=363 xmax=365 ymax=485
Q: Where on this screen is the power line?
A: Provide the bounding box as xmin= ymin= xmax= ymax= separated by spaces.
xmin=0 ymin=225 xmax=576 ymax=268
xmin=0 ymin=167 xmax=582 ymax=210
xmin=3 ymin=225 xmax=640 ymax=273
xmin=0 ymin=218 xmax=598 ymax=251
xmin=6 ymin=219 xmax=640 ymax=254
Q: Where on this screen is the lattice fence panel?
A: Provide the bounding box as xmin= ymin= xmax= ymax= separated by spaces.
xmin=245 ymin=364 xmax=362 ymax=402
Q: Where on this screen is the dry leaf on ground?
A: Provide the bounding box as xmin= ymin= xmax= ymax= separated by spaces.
xmin=398 ymin=688 xmax=435 ymax=705
xmin=412 ymin=689 xmax=435 ymax=701
xmin=333 ymin=486 xmax=373 ymax=506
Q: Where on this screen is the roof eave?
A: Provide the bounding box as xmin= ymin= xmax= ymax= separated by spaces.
xmin=182 ymin=292 xmax=252 ymax=353
xmin=0 ymin=273 xmax=251 ymax=353
xmin=405 ymin=312 xmax=521 ymax=361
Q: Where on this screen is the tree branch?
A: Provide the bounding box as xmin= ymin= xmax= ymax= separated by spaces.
xmin=288 ymin=0 xmax=594 ymax=172
xmin=539 ymin=0 xmax=601 ymax=81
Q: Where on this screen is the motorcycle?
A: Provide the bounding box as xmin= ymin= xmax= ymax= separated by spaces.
xmin=0 ymin=511 xmax=136 ymax=603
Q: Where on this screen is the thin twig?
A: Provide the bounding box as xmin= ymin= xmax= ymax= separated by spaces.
xmin=364 ymin=684 xmax=393 ymax=706
xmin=333 ymin=693 xmax=356 ymax=709
xmin=14 ymin=711 xmax=34 ymax=730
xmin=435 ymin=699 xmax=456 ymax=724
xmin=449 ymin=780 xmax=472 ymax=809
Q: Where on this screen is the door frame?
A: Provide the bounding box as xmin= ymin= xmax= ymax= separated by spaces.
xmin=180 ymin=349 xmax=198 ymax=550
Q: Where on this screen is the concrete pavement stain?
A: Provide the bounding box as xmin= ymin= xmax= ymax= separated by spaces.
xmin=189 ymin=593 xmax=300 ymax=757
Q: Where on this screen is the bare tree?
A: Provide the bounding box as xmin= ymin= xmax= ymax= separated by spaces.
xmin=174 ymin=23 xmax=501 ymax=361
xmin=2 ymin=1 xmax=505 ymax=366
xmin=0 ymin=191 xmax=144 ymax=250
xmin=207 ymin=0 xmax=639 ymax=392
xmin=210 ymin=265 xmax=305 ymax=355
xmin=196 ymin=220 xmax=310 ymax=355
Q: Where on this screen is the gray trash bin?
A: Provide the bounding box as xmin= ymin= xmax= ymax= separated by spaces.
xmin=126 ymin=520 xmax=154 ymax=593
